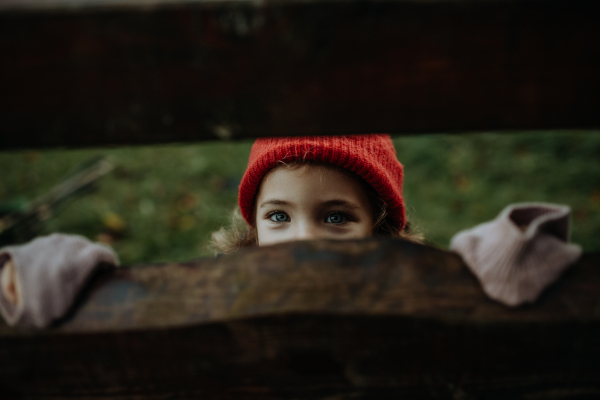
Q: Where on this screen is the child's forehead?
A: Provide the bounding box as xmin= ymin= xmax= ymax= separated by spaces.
xmin=258 ymin=162 xmax=372 ymax=202
xmin=257 ymin=162 xmax=373 ymax=208
xmin=260 ymin=161 xmax=373 ymax=198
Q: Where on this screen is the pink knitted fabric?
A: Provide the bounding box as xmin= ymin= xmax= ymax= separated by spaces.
xmin=450 ymin=203 xmax=582 ymax=307
xmin=0 ymin=234 xmax=119 ymax=328
xmin=238 ymin=135 xmax=405 ymax=230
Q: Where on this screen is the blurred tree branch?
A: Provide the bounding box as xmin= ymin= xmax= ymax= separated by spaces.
xmin=0 ymin=156 xmax=113 ymax=245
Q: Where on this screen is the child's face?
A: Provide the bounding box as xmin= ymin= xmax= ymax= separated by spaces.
xmin=255 ymin=164 xmax=373 ymax=246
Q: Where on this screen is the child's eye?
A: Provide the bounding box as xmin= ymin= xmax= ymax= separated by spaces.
xmin=268 ymin=211 xmax=290 ymax=223
xmin=325 ymin=212 xmax=348 ymax=225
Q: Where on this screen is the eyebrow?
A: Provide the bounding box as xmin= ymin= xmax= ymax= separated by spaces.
xmin=320 ymin=199 xmax=361 ymax=209
xmin=258 ymin=199 xmax=292 ymax=209
xmin=258 ymin=199 xmax=361 ymax=210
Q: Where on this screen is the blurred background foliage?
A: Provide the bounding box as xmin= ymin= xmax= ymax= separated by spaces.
xmin=0 ymin=130 xmax=598 ymax=264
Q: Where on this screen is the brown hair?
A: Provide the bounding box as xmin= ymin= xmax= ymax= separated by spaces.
xmin=210 ymin=162 xmax=423 ymax=254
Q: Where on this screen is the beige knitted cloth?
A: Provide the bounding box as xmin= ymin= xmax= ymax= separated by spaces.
xmin=0 ymin=234 xmax=118 ymax=327
xmin=450 ymin=203 xmax=582 ymax=307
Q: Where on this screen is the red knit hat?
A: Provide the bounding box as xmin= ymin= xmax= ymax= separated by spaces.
xmin=238 ymin=135 xmax=406 ymax=230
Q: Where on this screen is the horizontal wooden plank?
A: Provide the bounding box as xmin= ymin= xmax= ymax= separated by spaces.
xmin=0 ymin=0 xmax=546 ymax=12
xmin=1 ymin=239 xmax=599 ymax=397
xmin=3 ymin=238 xmax=599 ymax=335
xmin=1 ymin=0 xmax=207 ymax=12
xmin=0 ymin=0 xmax=598 ymax=149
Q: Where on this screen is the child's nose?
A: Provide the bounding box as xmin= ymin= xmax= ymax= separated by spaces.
xmin=294 ymin=221 xmax=320 ymax=241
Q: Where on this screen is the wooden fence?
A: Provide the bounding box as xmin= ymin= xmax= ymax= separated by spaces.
xmin=2 ymin=239 xmax=600 ymax=398
xmin=0 ymin=0 xmax=599 ymax=148
xmin=0 ymin=0 xmax=599 ymax=398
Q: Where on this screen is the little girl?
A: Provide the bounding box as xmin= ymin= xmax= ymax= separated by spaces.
xmin=211 ymin=134 xmax=420 ymax=252
xmin=0 ymin=134 xmax=581 ymax=327
xmin=0 ymin=134 xmax=419 ymax=327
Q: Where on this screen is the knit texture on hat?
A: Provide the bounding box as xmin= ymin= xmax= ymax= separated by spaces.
xmin=450 ymin=203 xmax=582 ymax=307
xmin=239 ymin=135 xmax=405 ymax=230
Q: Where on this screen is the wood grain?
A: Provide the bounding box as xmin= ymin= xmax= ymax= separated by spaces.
xmin=1 ymin=239 xmax=599 ymax=398
xmin=1 ymin=0 xmax=599 ymax=149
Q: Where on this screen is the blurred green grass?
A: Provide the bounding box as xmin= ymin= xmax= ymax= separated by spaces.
xmin=396 ymin=131 xmax=600 ymax=250
xmin=1 ymin=131 xmax=598 ymax=264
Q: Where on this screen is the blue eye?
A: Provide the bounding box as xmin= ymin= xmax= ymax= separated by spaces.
xmin=326 ymin=212 xmax=348 ymax=224
xmin=269 ymin=212 xmax=290 ymax=222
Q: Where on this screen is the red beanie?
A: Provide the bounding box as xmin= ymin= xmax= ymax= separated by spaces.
xmin=238 ymin=135 xmax=406 ymax=231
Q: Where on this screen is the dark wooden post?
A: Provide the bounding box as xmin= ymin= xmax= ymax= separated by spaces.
xmin=1 ymin=239 xmax=599 ymax=398
xmin=0 ymin=0 xmax=599 ymax=149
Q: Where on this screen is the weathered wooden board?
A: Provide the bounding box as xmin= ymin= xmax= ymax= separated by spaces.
xmin=0 ymin=0 xmax=599 ymax=149
xmin=1 ymin=238 xmax=599 ymax=398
